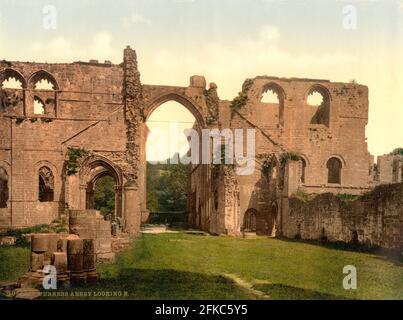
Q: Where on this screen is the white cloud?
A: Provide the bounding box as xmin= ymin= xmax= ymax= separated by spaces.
xmin=123 ymin=14 xmax=152 ymax=28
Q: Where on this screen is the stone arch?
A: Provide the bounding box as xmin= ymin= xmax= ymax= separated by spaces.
xmin=261 ymin=82 xmax=286 ymax=101
xmin=145 ymin=92 xmax=206 ymax=129
xmin=305 ymin=84 xmax=331 ymax=126
xmin=28 ymin=70 xmax=58 ymax=117
xmin=323 ymin=154 xmax=346 ymax=168
xmin=0 ymin=69 xmax=26 ymax=113
xmin=0 ymin=68 xmax=27 ymax=89
xmin=326 ymin=156 xmax=344 ymax=184
xmin=34 ymin=160 xmax=58 ymax=202
xmin=243 ymin=208 xmax=258 ymax=232
xmin=28 ymin=70 xmax=59 ymax=90
xmin=79 ymin=155 xmax=123 ymax=219
xmin=142 ymin=93 xmax=205 ymax=224
xmin=38 ymin=166 xmax=55 ymax=202
xmin=260 ymin=82 xmax=286 ymax=125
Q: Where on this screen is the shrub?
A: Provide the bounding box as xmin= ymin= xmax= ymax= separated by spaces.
xmin=336 ymin=193 xmax=359 ymax=202
xmin=390 ymin=148 xmax=403 ymax=156
xmin=1 ymin=221 xmax=70 ymax=248
xmin=1 ymin=224 xmax=50 ymax=247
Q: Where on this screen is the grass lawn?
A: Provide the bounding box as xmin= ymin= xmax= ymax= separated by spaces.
xmin=1 ymin=233 xmax=403 ymax=299
xmin=0 ymin=246 xmax=30 ymax=282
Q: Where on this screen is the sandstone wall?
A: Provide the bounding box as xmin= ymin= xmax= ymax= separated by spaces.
xmin=282 ymin=183 xmax=403 ymax=250
xmin=0 ymin=60 xmax=126 ymax=228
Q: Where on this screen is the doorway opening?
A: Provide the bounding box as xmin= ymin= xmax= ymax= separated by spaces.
xmin=145 ymin=100 xmax=197 ymax=227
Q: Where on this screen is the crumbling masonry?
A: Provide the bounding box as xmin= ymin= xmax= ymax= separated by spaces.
xmin=0 ymin=47 xmax=402 ymax=250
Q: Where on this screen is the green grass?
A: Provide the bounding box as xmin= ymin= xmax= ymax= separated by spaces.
xmin=59 ymin=233 xmax=403 ymax=300
xmin=2 ymin=232 xmax=403 ymax=299
xmin=0 ymin=246 xmax=30 ymax=281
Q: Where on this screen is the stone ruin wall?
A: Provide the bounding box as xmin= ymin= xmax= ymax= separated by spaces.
xmin=0 ymin=59 xmax=126 ymax=229
xmin=282 ymin=183 xmax=403 ymax=250
xmin=0 ymin=48 xmax=218 ymax=235
xmin=0 ymin=47 xmax=401 ymax=251
xmin=226 ymin=76 xmax=374 ymax=236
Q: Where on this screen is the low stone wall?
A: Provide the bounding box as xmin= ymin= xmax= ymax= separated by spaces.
xmin=283 ymin=183 xmax=403 ymax=250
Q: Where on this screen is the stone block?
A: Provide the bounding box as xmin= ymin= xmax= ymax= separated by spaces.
xmin=67 ymin=254 xmax=83 ymax=273
xmin=0 ymin=236 xmax=16 ymax=246
xmin=67 ymin=239 xmax=83 ymax=255
xmin=189 ymin=75 xmax=206 ymax=88
xmin=14 ymin=288 xmax=41 ymax=300
xmin=70 ymin=272 xmax=87 ymax=284
xmin=31 ymin=234 xmax=48 ymax=253
xmin=51 ymin=252 xmax=68 ymax=274
xmin=30 ymin=252 xmax=44 ymax=271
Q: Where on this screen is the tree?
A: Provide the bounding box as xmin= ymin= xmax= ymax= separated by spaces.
xmin=94 ymin=175 xmax=115 ymax=219
xmin=146 ymin=158 xmax=189 ymax=212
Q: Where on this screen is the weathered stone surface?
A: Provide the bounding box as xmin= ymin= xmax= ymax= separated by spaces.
xmin=67 ymin=239 xmax=84 ymax=272
xmin=0 ymin=47 xmax=401 ymax=250
xmin=14 ymin=288 xmax=41 ymax=300
xmin=30 ymin=252 xmax=44 ymax=271
xmin=0 ymin=236 xmax=16 ymax=246
xmin=83 ymin=239 xmax=96 ymax=271
xmin=284 ymin=183 xmax=403 ymax=249
xmin=51 ymin=252 xmax=68 ymax=274
xmin=67 ymin=239 xmax=83 ymax=255
xmin=31 ymin=235 xmax=48 ymax=253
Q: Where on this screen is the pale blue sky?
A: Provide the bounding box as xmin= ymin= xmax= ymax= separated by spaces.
xmin=0 ymin=0 xmax=402 ymax=157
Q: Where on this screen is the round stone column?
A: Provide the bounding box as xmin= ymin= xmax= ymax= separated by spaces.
xmin=124 ymin=182 xmax=141 ymax=237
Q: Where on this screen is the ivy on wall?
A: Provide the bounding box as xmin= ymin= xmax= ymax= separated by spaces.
xmin=280 ymin=152 xmax=302 ymax=168
xmin=262 ymin=160 xmax=271 ymax=176
xmin=230 ymin=79 xmax=254 ymax=114
xmin=66 ymin=148 xmax=89 ymax=175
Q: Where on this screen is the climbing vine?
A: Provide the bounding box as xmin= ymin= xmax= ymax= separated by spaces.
xmin=280 ymin=152 xmax=302 ymax=168
xmin=262 ymin=159 xmax=271 ymax=176
xmin=66 ymin=148 xmax=89 ymax=175
xmin=230 ymin=79 xmax=254 ymax=113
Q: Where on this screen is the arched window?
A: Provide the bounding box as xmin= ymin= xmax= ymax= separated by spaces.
xmin=307 ymin=85 xmax=330 ymax=126
xmin=243 ymin=209 xmax=257 ymax=232
xmin=29 ymin=70 xmax=58 ymax=117
xmin=261 ymin=83 xmax=285 ymax=126
xmin=261 ymin=89 xmax=279 ymax=104
xmin=0 ymin=69 xmax=26 ymax=89
xmin=327 ymin=157 xmax=342 ymax=184
xmin=0 ymin=69 xmax=25 ymax=112
xmin=0 ymin=167 xmax=9 ymax=208
xmin=39 ymin=166 xmax=54 ymax=202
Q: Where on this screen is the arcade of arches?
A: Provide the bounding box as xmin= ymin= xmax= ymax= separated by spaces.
xmin=0 ymin=47 xmax=402 ymax=250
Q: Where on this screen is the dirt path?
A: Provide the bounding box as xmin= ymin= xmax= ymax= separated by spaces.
xmin=222 ymin=273 xmax=271 ymax=299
